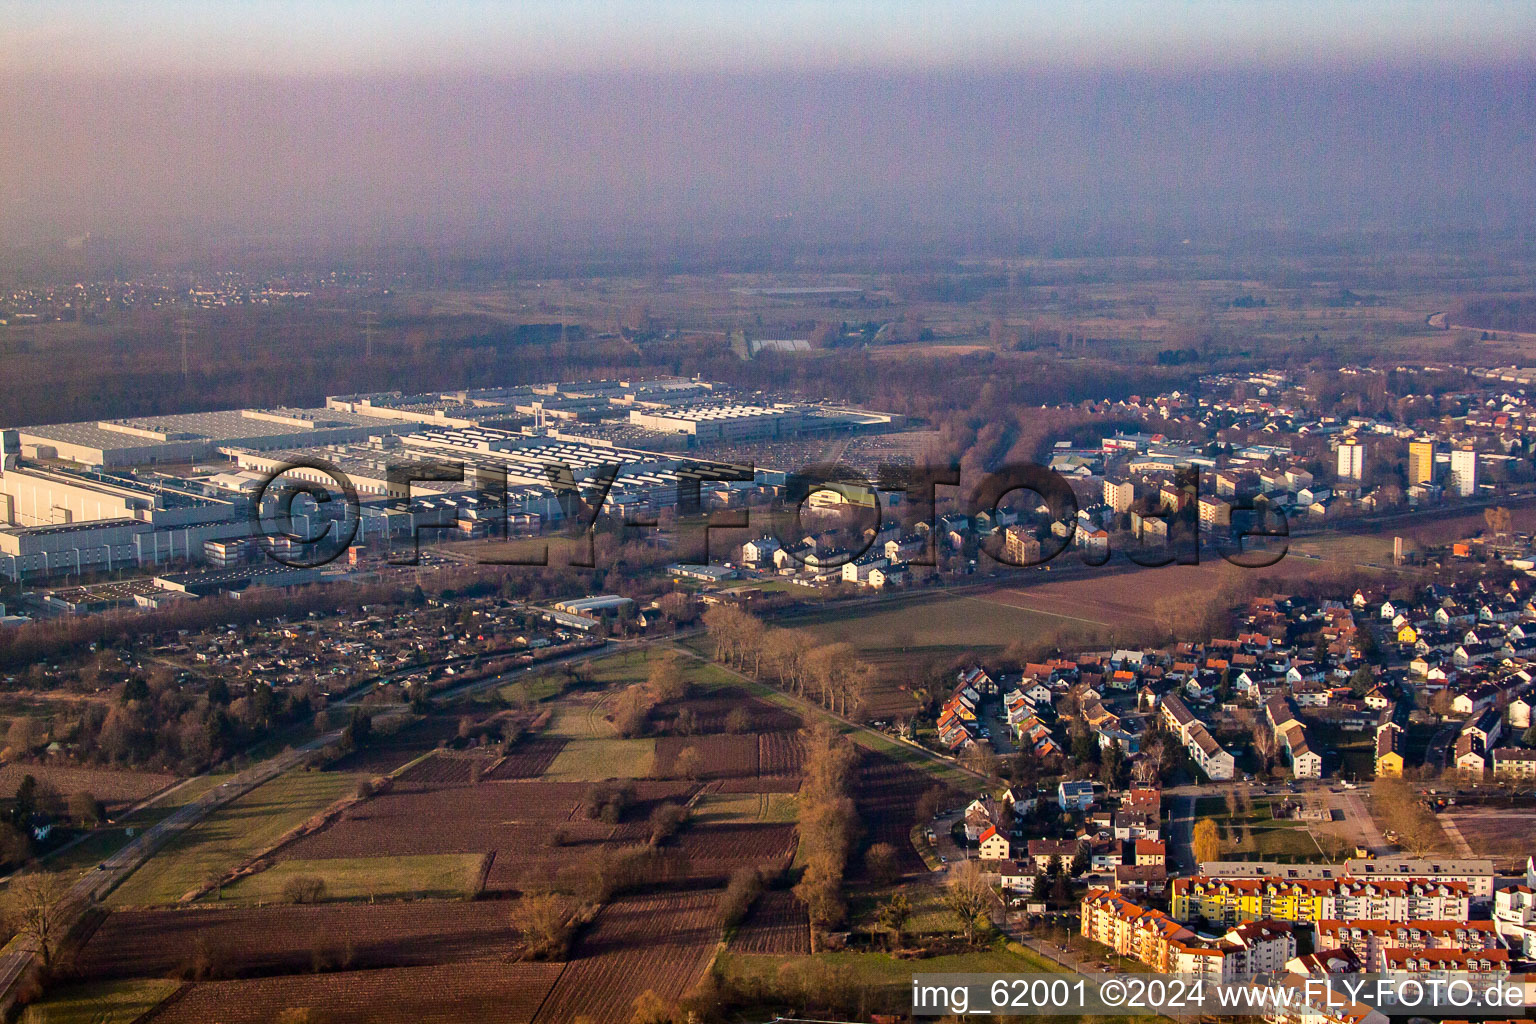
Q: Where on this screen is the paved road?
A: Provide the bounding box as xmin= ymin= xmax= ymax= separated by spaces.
xmin=1166 ymin=791 xmax=1198 ymax=873
xmin=0 ymin=740 xmax=324 ymax=1012
xmin=1424 ymin=723 xmax=1457 ymax=771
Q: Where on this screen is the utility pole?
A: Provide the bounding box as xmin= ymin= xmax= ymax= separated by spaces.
xmin=176 ymin=314 xmax=193 ymax=382
xmin=361 ymin=311 xmax=378 ymax=360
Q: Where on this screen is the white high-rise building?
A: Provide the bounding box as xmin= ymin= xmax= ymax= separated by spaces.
xmin=1451 ymin=447 xmax=1478 ymax=497
xmin=1336 ymin=438 xmax=1365 ymax=481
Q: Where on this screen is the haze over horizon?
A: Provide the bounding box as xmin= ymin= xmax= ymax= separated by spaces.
xmin=3 ymin=1 xmax=1534 ymax=249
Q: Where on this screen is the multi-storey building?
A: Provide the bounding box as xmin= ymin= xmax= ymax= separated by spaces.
xmin=1408 ymin=439 xmax=1436 ymax=485
xmin=1160 ymin=693 xmax=1235 ymax=780
xmin=1342 ymin=858 xmax=1496 ymax=902
xmin=1380 ymin=948 xmax=1509 ymax=986
xmin=1315 ymin=919 xmax=1500 ymax=971
xmin=1081 ymin=889 xmax=1294 ymax=981
xmin=1170 ymin=876 xmax=1470 ymax=927
xmin=1104 ymin=478 xmax=1134 ymax=514
xmin=1336 ymin=438 xmax=1365 ymax=481
xmin=1493 ymin=861 xmax=1536 ymax=957
xmin=1492 ymin=747 xmax=1536 ymax=781
xmin=1451 ymin=446 xmax=1478 ymax=496
xmin=1259 ymin=977 xmax=1389 ymax=1024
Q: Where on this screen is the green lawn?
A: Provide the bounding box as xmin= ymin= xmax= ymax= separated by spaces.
xmin=498 ymin=675 xmax=565 ymax=705
xmin=541 ymin=737 xmax=656 ymax=781
xmin=1194 ymin=794 xmax=1327 ymax=862
xmin=679 ymin=643 xmax=974 ymax=791
xmin=545 ymin=701 xmax=621 ymax=740
xmin=896 ymin=884 xmax=965 ymax=936
xmin=1250 ymin=826 xmax=1324 ymax=860
xmin=215 ymin=853 xmax=485 ymax=904
xmin=718 ymin=947 xmax=1161 ymax=1024
xmin=761 ymin=792 xmax=798 ymax=822
xmin=693 ymin=792 xmax=798 ymax=825
xmin=20 ymin=979 xmax=180 ymax=1024
xmin=108 ymin=769 xmax=360 ymax=907
xmin=509 ymin=646 xmax=740 ymax=711
xmin=847 ymin=728 xmax=973 ymax=790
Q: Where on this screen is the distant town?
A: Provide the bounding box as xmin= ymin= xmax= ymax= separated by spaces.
xmin=1 ymin=359 xmax=1535 ymax=1020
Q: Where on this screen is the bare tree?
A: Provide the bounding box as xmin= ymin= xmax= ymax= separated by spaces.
xmin=646 ymin=650 xmax=687 ymax=703
xmin=280 ymin=875 xmax=327 ymax=905
xmin=512 ymin=889 xmax=575 ymax=960
xmin=963 ymin=745 xmax=1001 ymax=780
xmin=674 ymin=746 xmax=704 ymax=781
xmin=865 ymin=842 xmax=902 ymax=885
xmin=944 ymin=860 xmax=993 ymax=946
xmin=3 ymin=872 xmax=73 ymax=970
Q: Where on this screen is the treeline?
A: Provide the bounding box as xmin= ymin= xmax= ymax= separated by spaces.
xmin=1454 ymin=295 xmax=1536 ymax=334
xmin=0 ymin=774 xmax=105 ymax=873
xmin=702 ymin=606 xmax=875 ymax=719
xmin=64 ymin=677 xmax=319 ymax=773
xmin=791 ymin=723 xmax=861 ymax=943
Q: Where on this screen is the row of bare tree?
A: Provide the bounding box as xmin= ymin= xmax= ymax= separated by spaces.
xmin=702 ymin=605 xmax=874 ymax=719
xmin=791 ymin=723 xmax=861 ymax=943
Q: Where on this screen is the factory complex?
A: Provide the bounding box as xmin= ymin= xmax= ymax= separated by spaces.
xmin=0 ymin=378 xmax=896 ymax=587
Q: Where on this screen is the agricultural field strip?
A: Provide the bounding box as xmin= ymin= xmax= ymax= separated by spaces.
xmin=107 ymin=770 xmax=362 ymax=908
xmin=0 ymin=742 xmax=329 ymax=1014
xmin=962 ymin=592 xmax=1121 ymax=627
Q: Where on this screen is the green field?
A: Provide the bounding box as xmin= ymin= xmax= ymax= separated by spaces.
xmin=853 ymin=882 xmax=969 ymax=937
xmin=1288 ymin=531 xmax=1397 ymax=567
xmin=718 ymin=946 xmax=1161 ymax=1024
xmin=1193 ymin=794 xmax=1327 ymax=862
xmin=216 ymin=853 xmax=485 ymax=904
xmin=846 ymin=728 xmax=974 ymax=790
xmin=20 ymin=979 xmax=180 ymax=1024
xmin=693 ymin=792 xmax=797 ymax=825
xmin=542 ymin=737 xmax=657 ymax=781
xmin=497 ymin=674 xmax=565 ymax=705
xmin=41 ymin=775 xmax=234 ymax=880
xmin=545 ymin=700 xmax=622 ymax=740
xmin=1248 ymin=826 xmax=1324 ymax=860
xmin=108 ymin=769 xmax=359 ymax=907
xmin=679 ymin=644 xmax=975 ymax=791
xmin=508 ymin=646 xmax=740 ymax=702
xmin=778 ymin=591 xmax=1112 ymax=660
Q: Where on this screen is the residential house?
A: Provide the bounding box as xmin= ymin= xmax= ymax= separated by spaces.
xmin=978 ymin=825 xmax=1012 ymax=861
xmin=1058 ymin=779 xmax=1095 ymax=812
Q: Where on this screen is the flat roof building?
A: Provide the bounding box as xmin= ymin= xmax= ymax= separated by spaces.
xmin=628 ymin=404 xmax=804 ymax=444
xmin=14 ymin=406 xmax=408 ymax=468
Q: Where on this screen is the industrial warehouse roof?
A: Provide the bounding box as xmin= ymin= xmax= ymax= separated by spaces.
xmin=649 ymin=404 xmax=790 ymax=421
xmin=18 ymin=406 xmax=403 ymax=452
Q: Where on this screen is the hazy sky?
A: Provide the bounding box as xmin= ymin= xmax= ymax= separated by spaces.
xmin=8 ymin=1 xmax=1536 ymax=75
xmin=2 ymin=1 xmax=1534 ymax=248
